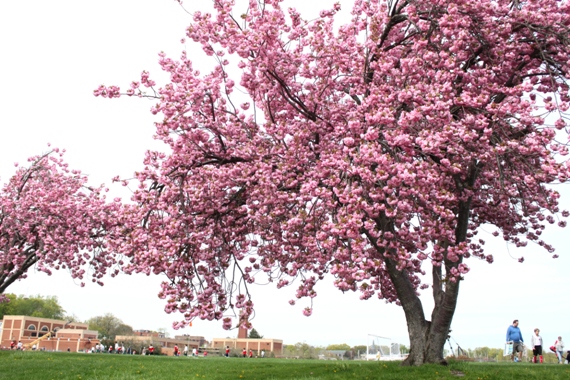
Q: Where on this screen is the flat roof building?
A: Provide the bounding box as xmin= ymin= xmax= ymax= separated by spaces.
xmin=211 ymin=317 xmax=283 ymax=356
xmin=1 ymin=315 xmax=99 ymax=352
xmin=211 ymin=337 xmax=283 ymax=356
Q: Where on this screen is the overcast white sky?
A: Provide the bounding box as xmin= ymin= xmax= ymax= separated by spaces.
xmin=1 ymin=0 xmax=569 ymax=351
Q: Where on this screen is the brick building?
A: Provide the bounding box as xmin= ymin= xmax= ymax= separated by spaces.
xmin=211 ymin=337 xmax=283 ymax=356
xmin=1 ymin=315 xmax=99 ymax=352
xmin=211 ymin=320 xmax=283 ymax=356
xmin=131 ymin=329 xmax=165 ymax=338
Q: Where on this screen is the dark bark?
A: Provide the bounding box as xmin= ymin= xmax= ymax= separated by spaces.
xmin=382 ymin=254 xmax=462 ymax=366
xmin=382 ymin=197 xmax=471 ymax=366
xmin=0 ymin=249 xmax=39 ymax=294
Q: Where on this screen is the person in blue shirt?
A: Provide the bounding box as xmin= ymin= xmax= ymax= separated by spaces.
xmin=506 ymin=319 xmax=524 ymax=362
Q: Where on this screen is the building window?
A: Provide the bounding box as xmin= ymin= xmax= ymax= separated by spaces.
xmin=28 ymin=324 xmax=36 ymax=330
xmin=41 ymin=326 xmax=49 ymax=332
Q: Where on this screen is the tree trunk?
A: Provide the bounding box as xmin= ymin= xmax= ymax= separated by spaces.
xmin=384 ymin=197 xmax=471 ymax=366
xmin=0 ymin=249 xmax=39 ymax=294
xmin=385 ymin=256 xmax=461 ymax=366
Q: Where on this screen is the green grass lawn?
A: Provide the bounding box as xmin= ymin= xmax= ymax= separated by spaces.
xmin=1 ymin=351 xmax=569 ymax=380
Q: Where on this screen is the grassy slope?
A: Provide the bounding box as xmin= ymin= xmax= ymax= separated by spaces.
xmin=1 ymin=351 xmax=569 ymax=380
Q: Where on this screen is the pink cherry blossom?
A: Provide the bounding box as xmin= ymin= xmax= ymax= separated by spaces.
xmin=97 ymin=0 xmax=570 ymax=366
xmin=0 ymin=150 xmax=124 ymax=294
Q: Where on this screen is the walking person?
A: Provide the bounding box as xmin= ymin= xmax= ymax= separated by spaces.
xmin=531 ymin=328 xmax=543 ymax=363
xmin=506 ymin=319 xmax=524 ymax=362
xmin=555 ymin=336 xmax=565 ymax=364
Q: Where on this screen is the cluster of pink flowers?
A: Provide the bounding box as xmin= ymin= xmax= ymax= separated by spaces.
xmin=93 ymin=85 xmax=121 ymax=98
xmin=93 ymin=71 xmax=157 ymax=99
xmin=0 ymin=150 xmax=125 ymax=295
xmin=94 ymin=0 xmax=570 ymax=335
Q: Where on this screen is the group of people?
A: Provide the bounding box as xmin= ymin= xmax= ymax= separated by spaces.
xmin=224 ymin=345 xmax=265 ymax=358
xmin=91 ymin=343 xmax=156 ymax=355
xmin=88 ymin=342 xmax=209 ymax=357
xmin=8 ymin=340 xmax=42 ymax=351
xmin=87 ymin=342 xmax=129 ymax=354
xmin=173 ymin=344 xmax=201 ymax=357
xmin=506 ymin=319 xmax=567 ymax=364
xmin=90 ymin=342 xmax=134 ymax=354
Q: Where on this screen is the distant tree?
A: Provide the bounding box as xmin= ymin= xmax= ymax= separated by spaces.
xmin=120 ymin=337 xmax=143 ymax=354
xmin=473 ymin=346 xmax=490 ymax=358
xmin=86 ymin=313 xmax=133 ymax=346
xmin=346 ymin=345 xmax=370 ymax=360
xmin=284 ymin=342 xmax=323 ymax=359
xmin=489 ymin=348 xmax=503 ymax=358
xmin=63 ymin=313 xmax=81 ymax=323
xmin=0 ymin=293 xmax=16 ymax=317
xmin=0 ymin=294 xmax=65 ymax=320
xmin=248 ymin=328 xmax=263 ymax=339
xmin=326 ymin=343 xmax=351 ymax=351
xmin=400 ymin=345 xmax=410 ymax=354
xmin=471 ymin=346 xmax=503 ymax=359
xmin=352 ymin=345 xmax=367 ymax=352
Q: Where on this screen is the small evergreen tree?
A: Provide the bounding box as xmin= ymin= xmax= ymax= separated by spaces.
xmin=248 ymin=328 xmax=263 ymax=339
